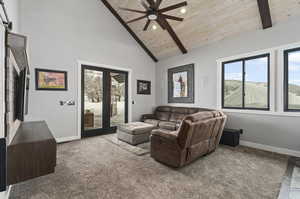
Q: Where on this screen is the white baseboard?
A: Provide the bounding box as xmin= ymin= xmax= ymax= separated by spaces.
xmin=55 ymin=136 xmax=81 ymax=143
xmin=240 ymin=140 xmax=300 ymax=157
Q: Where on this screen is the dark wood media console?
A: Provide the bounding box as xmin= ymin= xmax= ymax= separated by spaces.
xmin=0 ymin=138 xmax=6 ymax=191
xmin=7 ymin=121 xmax=57 ymax=185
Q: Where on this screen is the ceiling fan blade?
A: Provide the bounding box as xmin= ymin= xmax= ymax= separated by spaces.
xmin=143 ymin=20 xmax=151 ymax=31
xmin=160 ymin=14 xmax=183 ymax=21
xmin=119 ymin=7 xmax=146 ymax=14
xmin=159 ymin=1 xmax=187 ymax=13
xmin=126 ymin=15 xmax=147 ymax=24
xmin=146 ymin=0 xmax=155 ymax=8
xmin=139 ymin=0 xmax=149 ymax=10
xmin=156 ymin=17 xmax=166 ymax=30
xmin=160 ymin=17 xmax=187 ymax=53
xmin=155 ymin=0 xmax=163 ymax=9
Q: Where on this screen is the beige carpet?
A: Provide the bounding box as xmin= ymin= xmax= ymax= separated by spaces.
xmin=102 ymin=133 xmax=150 ymax=156
xmin=10 ymin=135 xmax=288 ymax=199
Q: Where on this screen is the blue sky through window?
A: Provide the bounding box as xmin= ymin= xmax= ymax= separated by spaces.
xmin=288 ymin=51 xmax=300 ymax=86
xmin=224 ymin=61 xmax=242 ymax=81
xmin=245 ymin=57 xmax=268 ymax=83
xmin=224 ymin=57 xmax=268 ymax=83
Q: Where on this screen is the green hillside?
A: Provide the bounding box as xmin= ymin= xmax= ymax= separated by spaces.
xmin=224 ymin=80 xmax=300 ymax=109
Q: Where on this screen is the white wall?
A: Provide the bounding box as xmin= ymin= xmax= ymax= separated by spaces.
xmin=156 ymin=15 xmax=300 ymax=153
xmin=0 ymin=0 xmax=19 ymax=33
xmin=0 ymin=23 xmax=5 ymax=139
xmin=19 ymin=0 xmax=156 ymax=140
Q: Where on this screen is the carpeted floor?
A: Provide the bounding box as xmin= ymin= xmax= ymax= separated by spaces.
xmin=102 ymin=134 xmax=150 ymax=156
xmin=10 ymin=135 xmax=288 ymax=199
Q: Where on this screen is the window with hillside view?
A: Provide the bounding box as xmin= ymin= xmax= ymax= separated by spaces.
xmin=222 ymin=54 xmax=270 ymax=110
xmin=284 ymin=48 xmax=300 ymax=111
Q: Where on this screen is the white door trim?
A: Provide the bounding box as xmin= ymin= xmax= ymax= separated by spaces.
xmin=0 ymin=25 xmax=5 ymax=139
xmin=76 ymin=60 xmax=133 ymax=139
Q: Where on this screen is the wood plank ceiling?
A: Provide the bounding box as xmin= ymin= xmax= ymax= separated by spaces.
xmin=104 ymin=0 xmax=300 ymax=61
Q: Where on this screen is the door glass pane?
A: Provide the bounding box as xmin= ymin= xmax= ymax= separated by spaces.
xmin=223 ymin=61 xmax=243 ymax=108
xmin=288 ymin=51 xmax=300 ymax=110
xmin=110 ymin=72 xmax=126 ymax=127
xmin=245 ymin=56 xmax=268 ymax=109
xmin=84 ymin=69 xmax=103 ymax=130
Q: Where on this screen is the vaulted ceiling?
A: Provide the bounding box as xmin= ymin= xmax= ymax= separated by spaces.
xmin=104 ymin=0 xmax=300 ymax=61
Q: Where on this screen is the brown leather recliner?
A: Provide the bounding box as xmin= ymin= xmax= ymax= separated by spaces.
xmin=150 ymin=110 xmax=227 ymax=168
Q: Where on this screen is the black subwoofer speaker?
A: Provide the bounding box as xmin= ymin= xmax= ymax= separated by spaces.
xmin=220 ymin=129 xmax=243 ymax=147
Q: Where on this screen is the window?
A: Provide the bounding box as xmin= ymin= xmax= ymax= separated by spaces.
xmin=284 ymin=48 xmax=300 ymax=111
xmin=222 ymin=54 xmax=270 ymax=110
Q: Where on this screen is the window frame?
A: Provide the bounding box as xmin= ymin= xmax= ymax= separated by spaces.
xmin=221 ymin=53 xmax=270 ymax=111
xmin=284 ymin=47 xmax=300 ymax=112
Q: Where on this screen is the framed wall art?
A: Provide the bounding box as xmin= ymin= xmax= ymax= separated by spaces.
xmin=35 ymin=68 xmax=68 ymax=91
xmin=137 ymin=80 xmax=151 ymax=95
xmin=168 ymin=64 xmax=194 ymax=103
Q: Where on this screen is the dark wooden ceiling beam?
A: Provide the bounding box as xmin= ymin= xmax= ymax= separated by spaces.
xmin=101 ymin=0 xmax=158 ymax=62
xmin=257 ymin=0 xmax=272 ymax=29
xmin=160 ymin=18 xmax=187 ymax=54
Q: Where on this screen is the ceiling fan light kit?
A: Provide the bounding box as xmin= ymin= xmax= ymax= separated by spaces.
xmin=180 ymin=7 xmax=187 ymax=14
xmin=148 ymin=11 xmax=158 ymax=20
xmin=120 ymin=0 xmax=188 ymax=54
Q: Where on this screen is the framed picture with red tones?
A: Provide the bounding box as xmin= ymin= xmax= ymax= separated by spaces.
xmin=35 ymin=68 xmax=68 ymax=91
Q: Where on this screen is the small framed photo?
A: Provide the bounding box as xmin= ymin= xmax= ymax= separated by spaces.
xmin=137 ymin=80 xmax=151 ymax=95
xmin=35 ymin=68 xmax=68 ymax=91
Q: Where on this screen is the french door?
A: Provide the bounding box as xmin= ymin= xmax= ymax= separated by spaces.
xmin=81 ymin=65 xmax=128 ymax=137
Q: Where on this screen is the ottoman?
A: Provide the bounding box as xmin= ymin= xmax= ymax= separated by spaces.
xmin=117 ymin=122 xmax=155 ymax=145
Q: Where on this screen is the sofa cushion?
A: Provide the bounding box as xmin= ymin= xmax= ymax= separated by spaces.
xmin=169 ymin=113 xmax=186 ymax=123
xmin=185 ymin=111 xmax=216 ymax=122
xmin=159 ymin=121 xmax=176 ymax=131
xmin=151 ymin=129 xmax=178 ymax=140
xmin=155 ymin=111 xmax=170 ymax=121
xmin=187 ymin=108 xmax=200 ymax=114
xmin=187 ymin=108 xmax=212 ymax=114
xmin=177 ymin=120 xmax=192 ymax=148
xmin=156 ymin=106 xmax=171 ymax=112
xmin=144 ymin=119 xmax=159 ymax=127
xmin=170 ymin=107 xmax=189 ymax=114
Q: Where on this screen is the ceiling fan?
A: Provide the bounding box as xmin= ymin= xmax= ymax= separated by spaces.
xmin=120 ymin=0 xmax=187 ymax=31
xmin=119 ymin=0 xmax=188 ymax=54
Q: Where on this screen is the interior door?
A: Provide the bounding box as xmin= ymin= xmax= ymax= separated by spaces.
xmin=81 ymin=65 xmax=128 ymax=137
